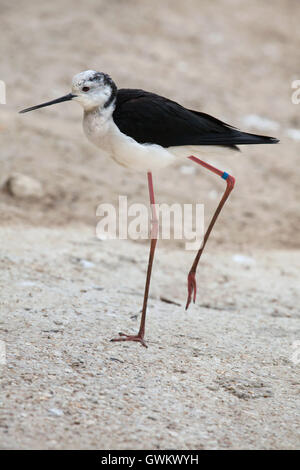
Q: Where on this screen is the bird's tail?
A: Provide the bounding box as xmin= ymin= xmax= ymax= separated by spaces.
xmin=229 ymin=130 xmax=279 ymax=145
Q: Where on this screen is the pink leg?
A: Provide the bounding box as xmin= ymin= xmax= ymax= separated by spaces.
xmin=186 ymin=156 xmax=235 ymax=310
xmin=111 ymin=172 xmax=158 ymax=347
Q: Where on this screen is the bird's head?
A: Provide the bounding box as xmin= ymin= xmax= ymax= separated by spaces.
xmin=19 ymin=70 xmax=117 ymax=114
xmin=71 ymin=70 xmax=117 ymax=110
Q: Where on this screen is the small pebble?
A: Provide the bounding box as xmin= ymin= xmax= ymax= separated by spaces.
xmin=241 ymin=114 xmax=280 ymax=131
xmin=6 ymin=173 xmax=44 ymax=199
xmin=232 ymin=254 xmax=256 ymax=266
xmin=179 ymin=165 xmax=195 ymax=175
xmin=285 ymin=128 xmax=300 ymax=141
xmin=48 ymin=408 xmax=64 ymax=417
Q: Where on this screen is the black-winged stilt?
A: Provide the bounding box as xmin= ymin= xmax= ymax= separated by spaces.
xmin=20 ymin=70 xmax=279 ymax=347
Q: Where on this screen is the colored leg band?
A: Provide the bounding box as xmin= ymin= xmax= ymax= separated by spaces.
xmin=221 ymin=171 xmax=229 ymax=180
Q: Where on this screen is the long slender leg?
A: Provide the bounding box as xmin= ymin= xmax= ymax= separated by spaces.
xmin=185 ymin=155 xmax=235 ymax=310
xmin=111 ymin=172 xmax=158 ymax=347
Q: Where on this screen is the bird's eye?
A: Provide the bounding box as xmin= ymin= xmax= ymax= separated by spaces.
xmin=82 ymin=86 xmax=90 ymax=92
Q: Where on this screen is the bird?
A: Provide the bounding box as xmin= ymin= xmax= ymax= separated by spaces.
xmin=20 ymin=70 xmax=279 ymax=347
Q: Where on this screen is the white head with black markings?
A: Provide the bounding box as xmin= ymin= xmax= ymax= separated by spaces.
xmin=19 ymin=70 xmax=117 ymax=114
xmin=71 ymin=70 xmax=117 ymax=111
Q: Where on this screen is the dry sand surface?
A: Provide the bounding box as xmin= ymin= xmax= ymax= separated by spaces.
xmin=0 ymin=0 xmax=300 ymax=450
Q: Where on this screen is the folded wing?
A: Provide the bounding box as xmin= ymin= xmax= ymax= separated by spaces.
xmin=113 ymin=89 xmax=279 ymax=148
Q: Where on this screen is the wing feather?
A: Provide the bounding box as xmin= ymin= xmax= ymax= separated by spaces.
xmin=113 ymin=89 xmax=278 ymax=147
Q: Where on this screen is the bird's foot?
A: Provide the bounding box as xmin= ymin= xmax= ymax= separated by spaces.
xmin=185 ymin=271 xmax=197 ymax=310
xmin=110 ymin=332 xmax=148 ymax=348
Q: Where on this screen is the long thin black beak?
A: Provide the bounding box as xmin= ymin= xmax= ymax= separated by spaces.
xmin=19 ymin=93 xmax=76 ymax=114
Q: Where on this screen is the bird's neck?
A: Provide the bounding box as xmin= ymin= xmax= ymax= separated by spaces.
xmin=84 ymin=102 xmax=114 ymax=124
xmin=84 ymin=103 xmax=114 ymax=131
xmin=83 ymin=103 xmax=116 ymax=151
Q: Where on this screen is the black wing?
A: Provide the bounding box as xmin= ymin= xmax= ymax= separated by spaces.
xmin=113 ymin=89 xmax=279 ymax=148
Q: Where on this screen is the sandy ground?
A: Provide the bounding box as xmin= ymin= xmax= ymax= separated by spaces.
xmin=0 ymin=0 xmax=300 ymax=450
xmin=0 ymin=227 xmax=300 ymax=450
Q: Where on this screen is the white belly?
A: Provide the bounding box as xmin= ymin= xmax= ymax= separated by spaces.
xmin=109 ymin=132 xmax=177 ymax=172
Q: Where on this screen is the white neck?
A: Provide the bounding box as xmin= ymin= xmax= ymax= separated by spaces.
xmin=83 ymin=103 xmax=115 ymax=150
